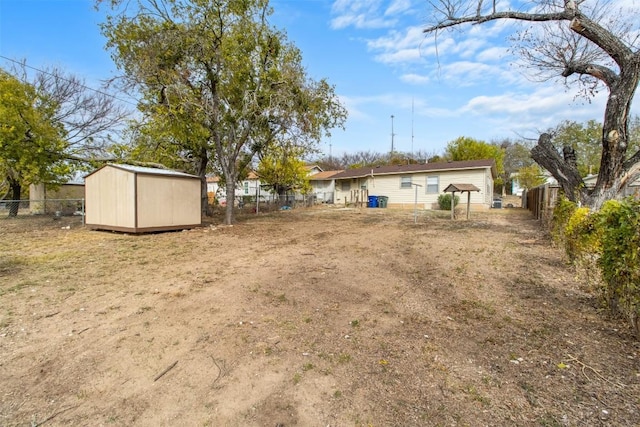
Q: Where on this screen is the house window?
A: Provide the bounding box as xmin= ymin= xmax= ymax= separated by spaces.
xmin=341 ymin=181 xmax=350 ymax=191
xmin=244 ymin=181 xmax=249 ymax=195
xmin=426 ymin=176 xmax=439 ymax=194
xmin=400 ymin=176 xmax=412 ymax=189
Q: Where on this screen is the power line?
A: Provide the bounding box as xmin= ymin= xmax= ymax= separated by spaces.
xmin=0 ymin=55 xmax=139 ymax=107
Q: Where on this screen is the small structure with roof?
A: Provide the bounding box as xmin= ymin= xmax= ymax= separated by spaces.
xmin=443 ymin=183 xmax=480 ymax=220
xmin=85 ymin=164 xmax=201 ymax=233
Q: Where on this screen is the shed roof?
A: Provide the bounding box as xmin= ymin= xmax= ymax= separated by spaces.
xmin=86 ymin=164 xmax=199 ymax=179
xmin=331 ymin=159 xmax=496 ymax=179
xmin=444 ymin=183 xmax=480 ymax=192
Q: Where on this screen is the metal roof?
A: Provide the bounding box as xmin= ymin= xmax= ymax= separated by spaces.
xmin=86 ymin=163 xmax=200 ymax=179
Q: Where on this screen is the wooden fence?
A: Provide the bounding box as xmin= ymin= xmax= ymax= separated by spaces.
xmin=523 ymin=184 xmax=560 ymax=221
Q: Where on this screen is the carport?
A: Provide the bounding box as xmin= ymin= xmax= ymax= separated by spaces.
xmin=443 ymin=183 xmax=480 ymax=220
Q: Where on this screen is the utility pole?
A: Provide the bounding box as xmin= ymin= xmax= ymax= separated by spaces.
xmin=390 ymin=114 xmax=395 ymax=154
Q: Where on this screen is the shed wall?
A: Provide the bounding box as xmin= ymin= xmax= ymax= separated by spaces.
xmin=136 ymin=175 xmax=201 ymax=228
xmin=85 ymin=166 xmax=136 ymax=228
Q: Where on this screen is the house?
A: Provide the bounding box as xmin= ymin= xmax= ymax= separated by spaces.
xmin=332 ymin=159 xmax=497 ymax=210
xmin=308 ymin=170 xmax=343 ymax=203
xmin=29 ymin=175 xmax=85 ymax=215
xmin=207 ymin=172 xmax=276 ymax=206
xmin=583 ymin=174 xmax=640 ymax=197
xmin=85 ymin=164 xmax=201 ymax=233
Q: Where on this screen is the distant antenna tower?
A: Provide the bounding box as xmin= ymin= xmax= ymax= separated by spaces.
xmin=411 ymin=98 xmax=415 ymax=159
xmin=390 ymin=114 xmax=395 ymax=154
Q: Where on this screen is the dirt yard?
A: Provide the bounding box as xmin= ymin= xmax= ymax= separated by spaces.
xmin=1 ymin=206 xmax=639 ymax=426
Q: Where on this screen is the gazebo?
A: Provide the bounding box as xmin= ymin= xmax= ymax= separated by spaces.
xmin=443 ymin=183 xmax=481 ymax=220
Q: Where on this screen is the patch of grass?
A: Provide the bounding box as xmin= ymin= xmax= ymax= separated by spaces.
xmin=0 ymin=280 xmax=40 ymax=296
xmin=350 ymin=319 xmax=360 ymax=327
xmin=337 ymin=353 xmax=352 ymax=364
xmin=302 ymin=363 xmax=314 ymax=372
xmin=293 ymin=372 xmax=302 ymax=384
xmin=463 ymin=385 xmax=491 ymax=406
xmin=333 ymin=390 xmax=342 ymax=398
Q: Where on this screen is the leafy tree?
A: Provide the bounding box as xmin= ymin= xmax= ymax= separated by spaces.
xmin=495 ymin=139 xmax=535 ymax=195
xmin=423 ymin=0 xmax=640 ymax=208
xmin=551 ymin=120 xmax=603 ymax=177
xmin=445 ymin=136 xmax=505 ymax=191
xmin=257 ymin=144 xmax=311 ymax=200
xmin=99 ymin=0 xmax=345 ymax=224
xmin=0 ymin=70 xmax=68 ymax=216
xmin=516 ymin=164 xmax=547 ymax=191
xmin=0 ymin=63 xmax=128 ymax=216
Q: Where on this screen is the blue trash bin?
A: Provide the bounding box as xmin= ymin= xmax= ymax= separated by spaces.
xmin=368 ymin=195 xmax=379 ymax=208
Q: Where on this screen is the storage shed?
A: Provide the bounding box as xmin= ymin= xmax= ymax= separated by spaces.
xmin=85 ymin=164 xmax=201 ymax=233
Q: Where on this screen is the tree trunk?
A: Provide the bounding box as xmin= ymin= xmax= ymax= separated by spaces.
xmin=224 ymin=174 xmax=236 ymax=225
xmin=7 ymin=176 xmax=21 ymax=218
xmin=531 ymin=133 xmax=585 ymax=202
xmin=194 ymin=146 xmax=210 ymax=217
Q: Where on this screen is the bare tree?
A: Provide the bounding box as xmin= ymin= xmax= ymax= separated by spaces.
xmin=12 ymin=62 xmax=129 ymax=162
xmin=424 ymin=0 xmax=640 ymax=208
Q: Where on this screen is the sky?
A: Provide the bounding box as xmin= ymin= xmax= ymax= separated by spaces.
xmin=1 ymin=0 xmax=638 ymax=159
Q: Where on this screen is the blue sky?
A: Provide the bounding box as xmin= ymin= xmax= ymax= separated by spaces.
xmin=1 ymin=0 xmax=638 ymax=159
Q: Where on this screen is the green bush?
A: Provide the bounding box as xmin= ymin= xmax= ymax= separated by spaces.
xmin=551 ymin=196 xmax=577 ymax=247
xmin=437 ymin=194 xmax=459 ymax=210
xmin=555 ymin=196 xmax=640 ymax=337
xmin=595 ymin=198 xmax=640 ymax=334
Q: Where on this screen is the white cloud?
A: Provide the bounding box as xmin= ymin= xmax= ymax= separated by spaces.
xmin=476 ymin=46 xmax=509 ymax=62
xmin=330 ymin=0 xmax=397 ymax=30
xmin=400 ymin=73 xmax=430 ymax=85
xmin=385 ymin=0 xmax=412 ymax=16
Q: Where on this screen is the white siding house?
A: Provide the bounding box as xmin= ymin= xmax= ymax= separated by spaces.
xmin=308 ymin=170 xmax=343 ymax=203
xmin=332 ymin=160 xmax=497 ymax=209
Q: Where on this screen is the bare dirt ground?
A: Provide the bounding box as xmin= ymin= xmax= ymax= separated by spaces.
xmin=1 ymin=205 xmax=639 ymax=426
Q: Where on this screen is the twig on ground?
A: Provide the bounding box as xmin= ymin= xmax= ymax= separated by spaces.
xmin=211 ymin=356 xmax=226 ymax=386
xmin=565 ymin=354 xmax=626 ymax=388
xmin=43 ymin=311 xmax=60 ymax=318
xmin=153 ymin=360 xmax=178 ymax=382
xmin=33 ymin=404 xmax=79 ymax=426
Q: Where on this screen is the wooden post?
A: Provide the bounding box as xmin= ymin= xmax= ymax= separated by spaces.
xmin=451 ymin=191 xmax=455 ymax=220
xmin=466 ymin=191 xmax=471 ymax=220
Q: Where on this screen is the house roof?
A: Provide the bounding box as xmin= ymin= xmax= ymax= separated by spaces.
xmin=86 ymin=163 xmax=199 ymax=179
xmin=332 ymin=159 xmax=497 ymax=179
xmin=308 ymin=170 xmax=344 ymax=180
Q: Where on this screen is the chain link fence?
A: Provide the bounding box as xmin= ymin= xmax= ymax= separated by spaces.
xmin=1 ymin=199 xmax=85 ymax=223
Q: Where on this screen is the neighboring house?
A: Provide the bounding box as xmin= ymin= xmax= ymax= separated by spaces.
xmin=206 ymin=171 xmax=275 ymax=205
xmin=308 ymin=170 xmax=343 ymax=203
xmin=29 ymin=175 xmax=85 ymax=215
xmin=583 ymin=174 xmax=640 ymax=197
xmin=332 ymin=159 xmax=497 ymax=210
xmin=304 ymin=164 xmax=323 ymax=176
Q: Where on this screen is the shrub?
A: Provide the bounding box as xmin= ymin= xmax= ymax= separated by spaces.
xmin=595 ymin=198 xmax=640 ymax=335
xmin=551 ymin=196 xmax=577 ymax=243
xmin=437 ymin=194 xmax=459 ymax=210
xmin=564 ymin=207 xmax=600 ymax=261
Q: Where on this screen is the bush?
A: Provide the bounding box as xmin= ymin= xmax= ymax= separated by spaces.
xmin=551 ymin=196 xmax=577 ymax=247
xmin=555 ymin=196 xmax=640 ymax=338
xmin=437 ymin=194 xmax=459 ymax=210
xmin=595 ymin=198 xmax=640 ymax=334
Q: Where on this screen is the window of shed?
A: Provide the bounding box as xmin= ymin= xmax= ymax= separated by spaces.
xmin=426 ymin=176 xmax=439 ymax=194
xmin=400 ymin=176 xmax=412 ymax=188
xmin=341 ymin=181 xmax=350 ymax=191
